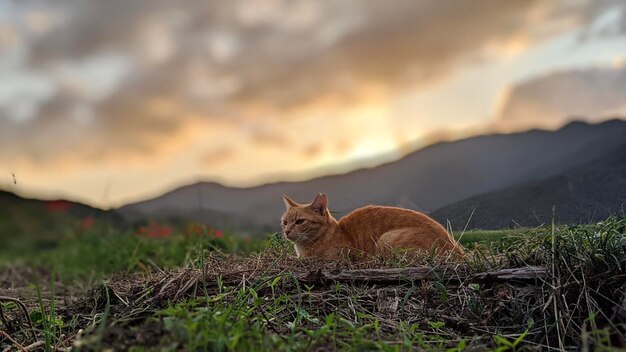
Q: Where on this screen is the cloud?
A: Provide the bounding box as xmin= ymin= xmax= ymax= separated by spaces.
xmin=226 ymin=0 xmax=570 ymax=108
xmin=202 ymin=147 xmax=236 ymax=166
xmin=578 ymin=0 xmax=626 ymax=39
xmin=248 ymin=128 xmax=291 ymax=148
xmin=494 ymin=66 xmax=626 ymax=130
xmin=0 ymin=94 xmax=214 ymax=171
xmin=302 ymin=144 xmax=322 ymax=159
xmin=13 ymin=0 xmax=592 ymax=115
xmin=1 ymin=0 xmax=624 ymax=206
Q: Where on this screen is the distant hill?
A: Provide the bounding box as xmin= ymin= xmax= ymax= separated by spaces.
xmin=118 ymin=119 xmax=626 ymax=232
xmin=431 ymin=142 xmax=626 ymax=230
xmin=0 ymin=191 xmax=124 ymax=250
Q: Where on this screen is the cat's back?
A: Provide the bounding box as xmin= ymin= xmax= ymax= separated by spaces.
xmin=338 ymin=205 xmax=445 ymax=233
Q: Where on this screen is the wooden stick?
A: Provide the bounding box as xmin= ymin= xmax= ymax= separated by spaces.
xmin=23 ymin=341 xmax=45 ymax=351
xmin=294 ymin=265 xmax=546 ymax=284
xmin=470 ymin=266 xmax=547 ymax=281
xmin=0 ymin=296 xmax=37 ymax=342
xmin=0 ymin=330 xmax=28 ymax=352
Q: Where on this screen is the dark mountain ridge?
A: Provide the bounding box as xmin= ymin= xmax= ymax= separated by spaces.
xmin=118 ymin=119 xmax=626 ymax=231
xmin=431 ymin=141 xmax=626 ymax=230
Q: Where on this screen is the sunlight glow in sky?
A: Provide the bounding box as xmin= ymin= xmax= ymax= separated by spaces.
xmin=1 ymin=0 xmax=626 ymax=207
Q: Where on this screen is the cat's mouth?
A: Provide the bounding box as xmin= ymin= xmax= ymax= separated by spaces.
xmin=284 ymin=232 xmax=308 ymax=242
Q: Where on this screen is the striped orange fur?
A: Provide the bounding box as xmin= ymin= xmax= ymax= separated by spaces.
xmin=280 ymin=193 xmax=464 ymax=259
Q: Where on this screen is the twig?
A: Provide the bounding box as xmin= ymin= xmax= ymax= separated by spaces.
xmin=256 ymin=305 xmax=286 ymax=341
xmin=0 ymin=330 xmax=27 ymax=352
xmin=108 ymin=287 xmax=129 ymax=306
xmin=457 ymin=207 xmax=476 ymax=244
xmin=470 ymin=266 xmax=547 ymax=281
xmin=294 ymin=265 xmax=546 ymax=284
xmin=23 ymin=341 xmax=45 ymax=351
xmin=0 ymin=297 xmax=37 ymax=342
xmin=0 ymin=301 xmax=9 ymax=330
xmin=550 ymin=206 xmax=564 ymax=350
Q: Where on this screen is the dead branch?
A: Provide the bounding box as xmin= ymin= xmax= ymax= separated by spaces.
xmin=470 ymin=266 xmax=547 ymax=281
xmin=0 ymin=296 xmax=37 ymax=342
xmin=0 ymin=330 xmax=27 ymax=352
xmin=294 ymin=265 xmax=546 ymax=285
xmin=23 ymin=341 xmax=45 ymax=351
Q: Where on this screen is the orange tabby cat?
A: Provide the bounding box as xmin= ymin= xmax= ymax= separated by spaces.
xmin=281 ymin=193 xmax=464 ymax=259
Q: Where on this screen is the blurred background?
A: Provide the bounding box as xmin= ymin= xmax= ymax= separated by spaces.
xmin=0 ymin=0 xmax=626 ymax=239
xmin=1 ymin=4 xmax=626 ymax=350
xmin=1 ymin=0 xmax=626 ymax=235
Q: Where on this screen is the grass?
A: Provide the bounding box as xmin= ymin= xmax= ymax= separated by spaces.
xmin=1 ymin=218 xmax=625 ymax=351
xmin=0 ymin=221 xmax=263 ymax=284
xmin=0 ymin=221 xmax=510 ymax=285
xmin=453 ymin=229 xmax=513 ymax=247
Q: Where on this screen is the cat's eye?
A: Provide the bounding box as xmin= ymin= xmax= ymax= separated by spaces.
xmin=295 ymin=219 xmax=305 ymax=225
xmin=282 ymin=220 xmax=288 ymax=226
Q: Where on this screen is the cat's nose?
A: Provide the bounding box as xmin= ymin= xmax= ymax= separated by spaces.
xmin=284 ymin=230 xmax=291 ymax=236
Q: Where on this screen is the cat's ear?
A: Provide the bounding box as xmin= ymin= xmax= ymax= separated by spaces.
xmin=309 ymin=193 xmax=328 ymax=216
xmin=283 ymin=195 xmax=299 ymax=209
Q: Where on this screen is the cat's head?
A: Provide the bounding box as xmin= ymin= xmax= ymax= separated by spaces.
xmin=280 ymin=193 xmax=330 ymax=244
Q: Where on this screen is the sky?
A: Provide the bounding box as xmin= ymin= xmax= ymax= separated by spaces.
xmin=1 ymin=0 xmax=626 ymax=208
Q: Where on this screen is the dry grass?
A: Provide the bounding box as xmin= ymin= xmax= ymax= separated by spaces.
xmin=1 ymin=219 xmax=625 ymax=351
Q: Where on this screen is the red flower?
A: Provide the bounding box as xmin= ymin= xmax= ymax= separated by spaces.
xmin=187 ymin=223 xmax=204 ymax=235
xmin=80 ymin=216 xmax=96 ymax=230
xmin=136 ymin=222 xmax=174 ymax=238
xmin=215 ymin=230 xmax=224 ymax=238
xmin=44 ymin=200 xmax=72 ymax=213
xmin=160 ymin=226 xmax=173 ymax=238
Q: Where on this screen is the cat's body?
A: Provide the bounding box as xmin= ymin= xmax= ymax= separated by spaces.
xmin=281 ymin=194 xmax=464 ymax=259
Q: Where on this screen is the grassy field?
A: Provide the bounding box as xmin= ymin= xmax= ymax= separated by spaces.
xmin=1 ymin=218 xmax=625 ymax=351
